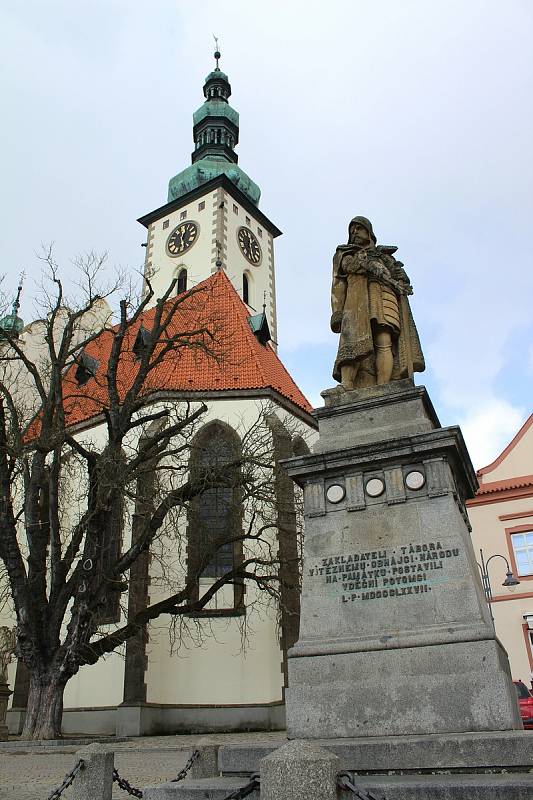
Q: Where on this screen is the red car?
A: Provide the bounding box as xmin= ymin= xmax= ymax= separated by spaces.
xmin=513 ymin=680 xmax=533 ymax=729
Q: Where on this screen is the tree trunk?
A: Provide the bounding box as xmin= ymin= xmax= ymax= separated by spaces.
xmin=21 ymin=671 xmax=67 ymax=740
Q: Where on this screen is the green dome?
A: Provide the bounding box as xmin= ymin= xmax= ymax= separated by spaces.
xmin=168 ymin=158 xmax=261 ymax=206
xmin=193 ymin=100 xmax=239 ymax=127
xmin=204 ymin=69 xmax=229 ymax=83
xmin=0 ymin=313 xmax=24 ymax=336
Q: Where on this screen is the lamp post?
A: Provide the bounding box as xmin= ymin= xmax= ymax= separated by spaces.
xmin=478 ymin=549 xmax=520 ymax=623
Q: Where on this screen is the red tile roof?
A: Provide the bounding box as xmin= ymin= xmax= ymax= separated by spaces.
xmin=54 ymin=270 xmax=312 ymax=431
xmin=475 ymin=475 xmax=533 ymax=495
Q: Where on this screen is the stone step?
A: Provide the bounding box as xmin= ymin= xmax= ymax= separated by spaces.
xmin=218 ymin=731 xmax=533 ymax=774
xmin=143 ymin=776 xmax=260 ymax=800
xmin=143 ymin=772 xmax=533 ymax=800
xmin=344 ymin=773 xmax=533 ymax=800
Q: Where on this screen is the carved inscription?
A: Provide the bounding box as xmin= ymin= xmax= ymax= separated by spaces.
xmin=307 ymin=541 xmax=460 ymax=603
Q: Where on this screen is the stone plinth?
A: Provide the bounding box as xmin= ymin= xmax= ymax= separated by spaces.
xmin=284 ymin=381 xmax=521 ymax=738
xmin=0 ymin=683 xmax=12 ymax=741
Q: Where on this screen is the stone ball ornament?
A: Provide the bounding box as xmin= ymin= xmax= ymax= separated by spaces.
xmin=405 ymin=470 xmax=425 ymax=490
xmin=326 ymin=484 xmax=345 ymax=504
xmin=365 ymin=477 xmax=385 ymax=497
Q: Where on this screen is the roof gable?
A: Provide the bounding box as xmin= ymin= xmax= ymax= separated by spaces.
xmin=477 ymin=413 xmax=533 ymax=485
xmin=51 ymin=270 xmax=312 ymax=432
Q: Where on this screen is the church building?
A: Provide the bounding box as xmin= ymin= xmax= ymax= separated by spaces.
xmin=5 ymin=51 xmax=316 ymax=737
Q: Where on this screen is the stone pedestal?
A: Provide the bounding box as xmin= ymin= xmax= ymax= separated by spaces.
xmin=284 ymin=380 xmax=521 ymax=738
xmin=0 ymin=683 xmax=12 ymax=741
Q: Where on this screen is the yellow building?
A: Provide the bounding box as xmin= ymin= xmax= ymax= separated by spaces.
xmin=467 ymin=414 xmax=533 ymax=690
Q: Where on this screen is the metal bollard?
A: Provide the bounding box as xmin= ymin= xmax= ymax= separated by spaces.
xmin=72 ymin=742 xmax=114 ymax=800
xmin=260 ymin=740 xmax=340 ymax=800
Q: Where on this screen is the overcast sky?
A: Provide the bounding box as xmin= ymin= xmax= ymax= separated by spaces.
xmin=1 ymin=0 xmax=532 ymax=468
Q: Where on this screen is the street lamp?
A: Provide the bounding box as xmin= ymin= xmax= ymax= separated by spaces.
xmin=478 ymin=548 xmax=520 ymax=623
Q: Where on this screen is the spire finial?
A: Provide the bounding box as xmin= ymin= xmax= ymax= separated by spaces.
xmin=262 ymin=291 xmax=267 ymax=314
xmin=13 ymin=271 xmax=25 ymax=316
xmin=213 ymin=34 xmax=221 ymax=69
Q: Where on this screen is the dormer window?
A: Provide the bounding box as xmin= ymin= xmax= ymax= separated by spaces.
xmin=177 ymin=269 xmax=188 ymax=294
xmin=248 ymin=312 xmax=271 ymax=346
xmin=133 ymin=326 xmax=151 ymax=360
xmin=74 ymin=351 xmax=99 ymax=386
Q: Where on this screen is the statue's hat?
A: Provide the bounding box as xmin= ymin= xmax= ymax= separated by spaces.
xmin=349 ymin=216 xmax=376 ymax=244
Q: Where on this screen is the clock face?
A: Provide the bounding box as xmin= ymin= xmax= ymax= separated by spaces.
xmin=166 ymin=221 xmax=199 ymax=257
xmin=237 ymin=226 xmax=262 ymax=265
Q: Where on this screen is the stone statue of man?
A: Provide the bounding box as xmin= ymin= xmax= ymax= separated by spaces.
xmin=0 ymin=627 xmax=16 ymax=684
xmin=330 ymin=216 xmax=425 ymax=389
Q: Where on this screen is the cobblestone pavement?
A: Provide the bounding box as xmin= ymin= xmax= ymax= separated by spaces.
xmin=0 ymin=732 xmax=286 ymax=800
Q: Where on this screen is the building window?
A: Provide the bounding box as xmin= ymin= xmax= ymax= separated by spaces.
xmin=187 ymin=422 xmax=244 ymax=612
xmin=511 ymin=531 xmax=533 ymax=575
xmin=243 ymin=272 xmax=249 ymax=305
xmin=198 ymin=201 xmax=205 ymax=211
xmin=180 ymin=210 xmax=187 ymax=220
xmin=163 ymin=220 xmax=169 ymax=229
xmin=233 ymin=204 xmax=238 ymax=214
xmin=257 ymin=227 xmax=262 ymax=238
xmin=177 ymin=268 xmax=187 ymax=294
xmin=245 ymin=215 xmax=251 ymax=226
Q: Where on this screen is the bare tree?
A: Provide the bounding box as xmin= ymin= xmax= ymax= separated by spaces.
xmin=0 ymin=252 xmax=308 ymax=739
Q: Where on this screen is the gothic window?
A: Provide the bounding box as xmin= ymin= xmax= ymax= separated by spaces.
xmin=243 ymin=272 xmax=250 ymax=305
xmin=233 ymin=203 xmax=238 ymax=214
xmin=177 ymin=268 xmax=187 ymax=294
xmin=180 ymin=210 xmax=187 ymax=220
xmin=187 ymin=422 xmax=244 ymax=611
xmin=198 ymin=201 xmax=205 ymax=212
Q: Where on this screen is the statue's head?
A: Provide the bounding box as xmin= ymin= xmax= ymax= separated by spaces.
xmin=348 ymin=216 xmax=376 ymax=247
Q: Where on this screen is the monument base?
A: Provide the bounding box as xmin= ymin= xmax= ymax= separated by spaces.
xmin=283 ymin=381 xmax=522 ymax=739
xmin=287 ymin=638 xmax=519 ymax=739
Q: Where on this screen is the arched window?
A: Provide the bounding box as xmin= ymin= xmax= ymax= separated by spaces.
xmin=177 ymin=268 xmax=187 ymax=294
xmin=243 ymin=272 xmax=250 ymax=305
xmin=188 ymin=421 xmax=244 ymax=611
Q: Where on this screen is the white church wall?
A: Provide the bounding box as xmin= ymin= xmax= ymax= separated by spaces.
xmin=143 ymin=396 xmax=304 ymax=706
xmin=223 ymin=191 xmax=277 ymax=341
xmin=144 ymin=192 xmax=217 ymax=301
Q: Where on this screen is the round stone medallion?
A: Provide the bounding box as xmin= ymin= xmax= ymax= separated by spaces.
xmin=365 ymin=477 xmax=385 ymax=497
xmin=405 ymin=470 xmax=425 ymax=490
xmin=326 ymin=484 xmax=345 ymax=504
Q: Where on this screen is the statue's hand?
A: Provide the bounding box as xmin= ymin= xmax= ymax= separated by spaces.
xmin=330 ymin=311 xmax=343 ymax=333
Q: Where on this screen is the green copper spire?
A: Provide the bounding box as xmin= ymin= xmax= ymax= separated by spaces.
xmin=0 ymin=274 xmax=24 ymax=338
xmin=168 ymin=44 xmax=261 ymax=206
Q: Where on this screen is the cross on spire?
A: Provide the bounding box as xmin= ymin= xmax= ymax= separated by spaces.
xmin=213 ymin=34 xmax=221 ymax=69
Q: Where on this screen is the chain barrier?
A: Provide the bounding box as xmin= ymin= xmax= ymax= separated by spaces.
xmin=113 ymin=767 xmax=144 ymax=798
xmin=338 ymin=771 xmax=384 ymax=800
xmin=171 ymin=748 xmax=201 ymax=782
xmin=46 ymin=758 xmax=85 ymax=800
xmin=220 ymin=773 xmax=260 ymax=800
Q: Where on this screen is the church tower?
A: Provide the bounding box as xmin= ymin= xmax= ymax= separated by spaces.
xmin=138 ymin=48 xmax=280 ymax=346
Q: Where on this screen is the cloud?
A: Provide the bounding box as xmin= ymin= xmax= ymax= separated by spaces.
xmin=459 ymin=399 xmax=527 ymax=470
